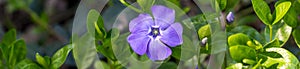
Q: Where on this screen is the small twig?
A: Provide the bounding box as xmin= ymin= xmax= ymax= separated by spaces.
xmin=23 ymin=8 xmax=68 ymax=43
xmin=120 ymin=0 xmax=143 ymax=13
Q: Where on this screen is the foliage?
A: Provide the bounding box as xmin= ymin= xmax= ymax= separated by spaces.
xmin=0 ymin=29 xmax=72 ymax=69
xmin=1 ymin=0 xmax=299 ymax=69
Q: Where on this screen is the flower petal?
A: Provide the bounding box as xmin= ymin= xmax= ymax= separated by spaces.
xmin=160 ymin=23 xmax=183 ymax=47
xmin=127 ymin=33 xmax=150 ymax=55
xmin=147 ymin=39 xmax=172 ymax=61
xmin=151 ymin=5 xmax=175 ymax=29
xmin=129 ymin=14 xmax=154 ymax=33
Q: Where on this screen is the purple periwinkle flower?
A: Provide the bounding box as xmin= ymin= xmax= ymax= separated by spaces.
xmin=226 ymin=12 xmax=234 ymax=23
xmin=127 ymin=5 xmax=183 ymax=61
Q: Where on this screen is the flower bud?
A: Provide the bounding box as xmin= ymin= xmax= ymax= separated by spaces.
xmin=201 ymin=37 xmax=208 ymax=46
xmin=226 ymin=12 xmax=235 ymax=23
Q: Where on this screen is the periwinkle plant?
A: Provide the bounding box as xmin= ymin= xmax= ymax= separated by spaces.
xmin=127 ymin=5 xmax=183 ymax=61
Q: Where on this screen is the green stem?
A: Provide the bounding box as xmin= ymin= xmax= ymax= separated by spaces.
xmin=22 ymin=8 xmax=67 ymax=42
xmin=269 ymin=25 xmax=273 ymax=41
xmin=120 ymin=0 xmax=143 ymax=13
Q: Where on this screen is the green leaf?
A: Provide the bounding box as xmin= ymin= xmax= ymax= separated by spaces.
xmin=35 ymin=53 xmax=48 ymax=68
xmin=217 ymin=0 xmax=227 ymax=10
xmin=264 ymin=38 xmax=281 ymax=48
xmin=87 ymin=9 xmax=100 ymax=37
xmin=183 ymin=14 xmax=208 ymax=30
xmin=1 ymin=29 xmax=16 ymax=46
xmin=262 ymin=48 xmax=299 ymax=68
xmin=137 ymin=0 xmax=155 ymax=12
xmin=15 ymin=59 xmax=42 ymax=69
xmin=172 ymin=36 xmax=198 ymax=60
xmin=94 ymin=60 xmax=110 ymax=69
xmin=72 ymin=33 xmax=98 ymax=69
xmin=95 ymin=15 xmax=106 ymax=40
xmin=158 ymin=62 xmax=177 ymax=69
xmin=252 ymin=59 xmax=263 ymax=69
xmin=226 ymin=63 xmax=242 ymax=69
xmin=229 ymin=26 xmax=266 ymax=44
xmin=235 ymin=15 xmax=257 ymax=26
xmin=293 ymin=28 xmax=300 ymax=48
xmin=8 ymin=39 xmax=26 ymax=68
xmin=228 ymin=33 xmax=251 ymax=47
xmin=284 ymin=7 xmax=298 ymax=28
xmin=171 ymin=46 xmax=181 ymax=60
xmin=242 ymin=59 xmax=256 ymax=65
xmin=198 ymin=24 xmax=211 ymax=39
xmin=225 ymin=0 xmax=239 ymax=12
xmin=167 ymin=0 xmax=182 ymax=7
xmin=273 ymin=23 xmax=292 ymax=46
xmin=273 ymin=1 xmax=292 ymax=25
xmin=252 ymin=0 xmax=272 ymax=25
xmin=51 ymin=44 xmax=73 ymax=69
xmin=229 ymin=45 xmax=256 ymax=62
xmin=97 ymin=28 xmax=119 ymax=61
xmin=264 ymin=22 xmax=292 ymax=47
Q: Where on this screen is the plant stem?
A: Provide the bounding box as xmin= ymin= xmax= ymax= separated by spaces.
xmin=22 ymin=8 xmax=67 ymax=42
xmin=269 ymin=25 xmax=273 ymax=41
xmin=120 ymin=0 xmax=143 ymax=13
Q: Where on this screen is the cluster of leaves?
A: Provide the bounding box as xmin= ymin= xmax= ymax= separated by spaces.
xmin=0 ymin=29 xmax=72 ymax=69
xmin=210 ymin=0 xmax=299 ymax=68
xmin=118 ymin=0 xmax=300 ymax=68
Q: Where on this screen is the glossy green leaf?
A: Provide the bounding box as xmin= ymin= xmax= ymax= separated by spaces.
xmin=252 ymin=0 xmax=272 ymax=25
xmin=273 ymin=1 xmax=291 ymax=25
xmin=273 ymin=23 xmax=292 ymax=46
xmin=229 ymin=45 xmax=256 ymax=62
xmin=228 ymin=33 xmax=251 ymax=47
xmin=264 ymin=38 xmax=281 ymax=48
xmin=51 ymin=44 xmax=73 ymax=69
xmin=15 ymin=59 xmax=42 ymax=69
xmin=217 ymin=0 xmax=227 ymax=10
xmin=226 ymin=63 xmax=242 ymax=69
xmin=293 ymin=28 xmax=300 ymax=48
xmin=284 ymin=7 xmax=298 ymax=28
xmin=35 ymin=53 xmax=48 ymax=68
xmin=1 ymin=29 xmax=16 ymax=46
xmin=262 ymin=48 xmax=299 ymax=68
xmin=229 ymin=26 xmax=265 ymax=44
xmin=264 ymin=22 xmax=292 ymax=47
xmin=198 ymin=24 xmax=211 ymax=39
